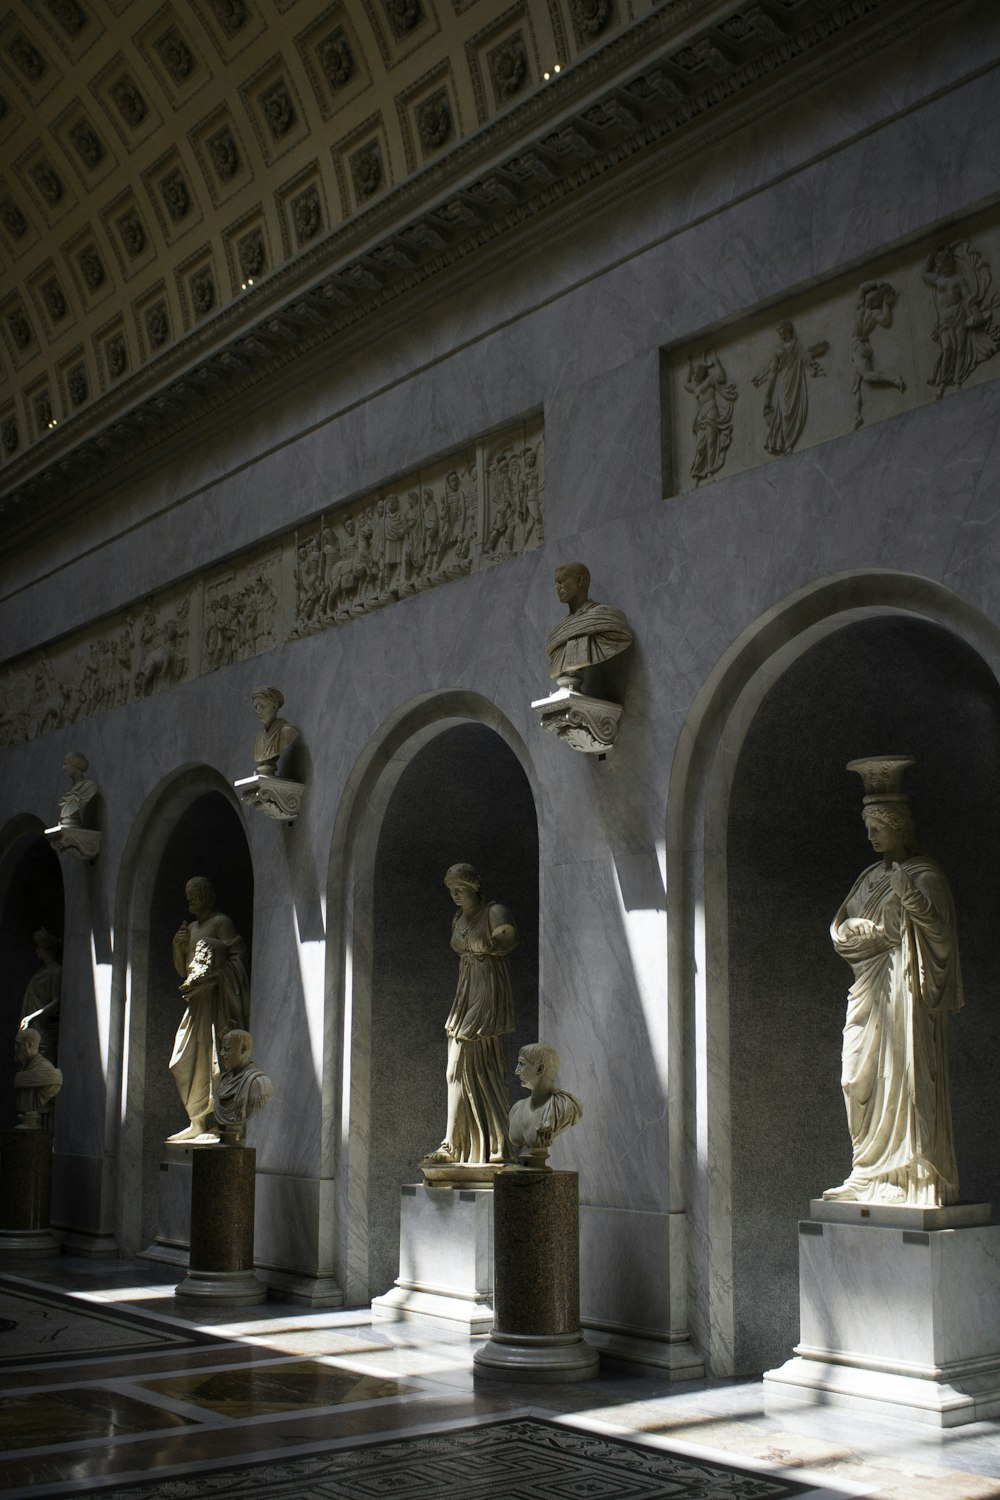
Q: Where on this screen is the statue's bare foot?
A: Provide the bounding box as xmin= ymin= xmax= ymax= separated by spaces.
xmin=822 ymin=1180 xmax=860 ymax=1201
xmin=166 ymin=1120 xmax=208 ymax=1143
xmin=423 ymin=1140 xmax=458 ymax=1164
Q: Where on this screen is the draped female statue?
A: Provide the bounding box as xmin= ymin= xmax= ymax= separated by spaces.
xmin=423 ymin=863 xmax=516 ymax=1169
xmin=824 ymin=757 xmax=963 ymax=1207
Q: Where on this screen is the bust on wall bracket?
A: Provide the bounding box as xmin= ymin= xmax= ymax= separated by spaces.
xmin=531 ymin=563 xmax=632 ymax=756
xmin=235 ymin=685 xmax=304 ymax=822
xmin=45 ymin=751 xmax=101 ymax=861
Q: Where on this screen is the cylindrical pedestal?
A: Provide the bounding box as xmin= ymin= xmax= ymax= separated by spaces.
xmin=0 ymin=1129 xmax=60 ymax=1255
xmin=474 ymin=1169 xmax=598 ymax=1382
xmin=175 ymin=1145 xmax=265 ymax=1305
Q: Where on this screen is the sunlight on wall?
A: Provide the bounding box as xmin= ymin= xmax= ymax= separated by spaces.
xmin=694 ymin=898 xmax=708 ymax=1174
xmin=611 ymin=840 xmax=670 ymax=1097
xmin=294 ymin=899 xmax=327 ymax=1087
xmin=91 ymin=932 xmax=113 ymax=1080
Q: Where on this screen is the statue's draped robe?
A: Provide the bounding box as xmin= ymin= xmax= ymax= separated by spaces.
xmin=445 ymin=903 xmax=515 ymax=1163
xmin=169 ymin=919 xmax=250 ymax=1125
xmin=20 ymin=961 xmax=61 ymax=1065
xmin=508 ymin=1088 xmax=582 ymax=1155
xmin=831 ymin=856 xmax=963 ymax=1204
xmin=213 ymin=1062 xmax=273 ymax=1128
xmin=545 ymin=600 xmax=633 ymax=680
xmin=254 ymin=717 xmax=295 ymax=771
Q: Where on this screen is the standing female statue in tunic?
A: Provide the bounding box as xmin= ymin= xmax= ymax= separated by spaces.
xmin=424 ymin=863 xmax=517 ymax=1167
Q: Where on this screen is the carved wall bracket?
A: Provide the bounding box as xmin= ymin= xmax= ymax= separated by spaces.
xmin=531 ymin=686 xmax=624 ymax=757
xmin=234 ymin=773 xmax=304 ymax=822
xmin=44 ymin=824 xmax=102 ymax=861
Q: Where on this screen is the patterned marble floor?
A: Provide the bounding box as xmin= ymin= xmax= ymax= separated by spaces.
xmin=0 ymin=1257 xmax=998 ymax=1500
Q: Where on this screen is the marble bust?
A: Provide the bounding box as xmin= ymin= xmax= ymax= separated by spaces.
xmin=14 ymin=1027 xmax=63 ymax=1129
xmin=544 ymin=562 xmax=633 ymax=686
xmin=251 ymin=686 xmax=299 ymax=776
xmin=19 ymin=927 xmax=62 ymax=1066
xmin=824 ymin=756 xmax=963 ymax=1207
xmin=508 ymin=1042 xmax=582 ymax=1167
xmin=212 ymin=1029 xmax=273 ymax=1145
xmin=58 ymin=751 xmax=97 ymax=827
xmin=167 ymin=877 xmax=250 ymax=1144
xmin=422 ymin=863 xmax=516 ymax=1173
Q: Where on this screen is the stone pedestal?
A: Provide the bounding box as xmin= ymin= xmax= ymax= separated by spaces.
xmin=764 ymin=1202 xmax=1000 ymax=1426
xmin=175 ymin=1145 xmax=265 ymax=1305
xmin=372 ymin=1184 xmax=494 ymax=1335
xmin=474 ymin=1170 xmax=599 ymax=1382
xmin=141 ymin=1143 xmax=193 ymax=1265
xmin=0 ymin=1129 xmax=60 ymax=1254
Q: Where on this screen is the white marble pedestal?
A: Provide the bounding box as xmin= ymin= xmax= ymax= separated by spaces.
xmin=764 ymin=1201 xmax=1000 ymax=1426
xmin=371 ymin=1184 xmax=493 ymax=1335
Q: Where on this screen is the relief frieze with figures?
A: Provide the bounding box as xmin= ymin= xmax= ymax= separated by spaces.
xmin=0 ymin=415 xmax=544 ymax=748
xmin=666 ymin=211 xmax=1000 ymax=494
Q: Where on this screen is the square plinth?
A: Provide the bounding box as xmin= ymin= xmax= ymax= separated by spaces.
xmin=371 ymin=1184 xmax=493 ymax=1335
xmin=764 ymin=1215 xmax=1000 ymax=1426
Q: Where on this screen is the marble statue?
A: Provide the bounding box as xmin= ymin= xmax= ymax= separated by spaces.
xmin=251 ymin=686 xmax=299 ymax=776
xmin=544 ymin=562 xmax=633 ymax=686
xmin=850 ymin=281 xmax=906 ymax=428
xmin=508 ymin=1043 xmax=582 ymax=1168
xmin=212 ymin=1029 xmax=273 ymax=1145
xmin=423 ymin=864 xmax=517 ymax=1168
xmin=19 ymin=928 xmax=61 ymax=1065
xmin=824 ymin=756 xmax=963 ymax=1207
xmin=14 ymin=1027 xmax=62 ymax=1128
xmin=922 ymin=240 xmax=1000 ymax=398
xmin=168 ymin=877 xmax=250 ymax=1143
xmin=57 ymin=751 xmax=97 ymax=826
xmin=751 ymin=321 xmax=828 ymax=456
xmin=684 ymin=347 xmax=737 ymax=483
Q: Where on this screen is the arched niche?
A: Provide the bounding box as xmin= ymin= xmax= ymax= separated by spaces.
xmin=668 ymin=572 xmax=1000 ymax=1382
xmin=0 ymin=821 xmax=64 ymax=1129
xmin=367 ymin=722 xmax=539 ymax=1297
xmin=117 ymin=772 xmax=253 ymax=1254
xmin=727 ymin=614 xmax=1000 ymax=1373
xmin=327 ymin=695 xmax=540 ymax=1307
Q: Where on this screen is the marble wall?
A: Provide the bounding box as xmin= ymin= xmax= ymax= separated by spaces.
xmin=0 ymin=0 xmax=999 ymax=1373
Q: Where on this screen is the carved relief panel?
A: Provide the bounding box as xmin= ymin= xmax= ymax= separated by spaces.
xmin=666 ymin=211 xmax=1000 ymax=494
xmin=0 ymin=414 xmax=544 ymax=746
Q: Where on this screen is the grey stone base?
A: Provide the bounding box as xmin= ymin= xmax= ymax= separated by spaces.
xmin=764 ymin=1213 xmax=1000 ymax=1427
xmin=765 ymin=1355 xmax=1000 ymax=1427
xmin=256 ymin=1266 xmax=344 ymax=1307
xmin=474 ymin=1329 xmax=600 ymax=1383
xmin=372 ymin=1183 xmax=493 ymax=1336
xmin=0 ymin=1228 xmax=60 ymax=1255
xmin=174 ymin=1267 xmax=267 ymax=1305
xmin=583 ymin=1325 xmax=705 ymax=1378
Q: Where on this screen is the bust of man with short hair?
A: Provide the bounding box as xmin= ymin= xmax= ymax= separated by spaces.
xmin=14 ymin=1027 xmax=63 ymax=1129
xmin=213 ymin=1029 xmax=273 ymax=1145
xmin=544 ymin=562 xmax=633 ymax=684
xmin=58 ymin=751 xmax=98 ymax=827
xmin=508 ymin=1042 xmax=582 ymax=1167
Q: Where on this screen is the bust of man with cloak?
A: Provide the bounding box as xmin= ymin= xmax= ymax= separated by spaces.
xmin=544 ymin=562 xmax=633 ymax=686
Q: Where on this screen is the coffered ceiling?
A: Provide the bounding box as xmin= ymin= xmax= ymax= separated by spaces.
xmin=0 ymin=0 xmax=645 ymax=460
xmin=0 ymin=0 xmax=948 ymax=548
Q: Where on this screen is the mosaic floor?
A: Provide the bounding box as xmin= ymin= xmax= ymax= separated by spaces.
xmin=0 ymin=1257 xmax=998 ymax=1500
